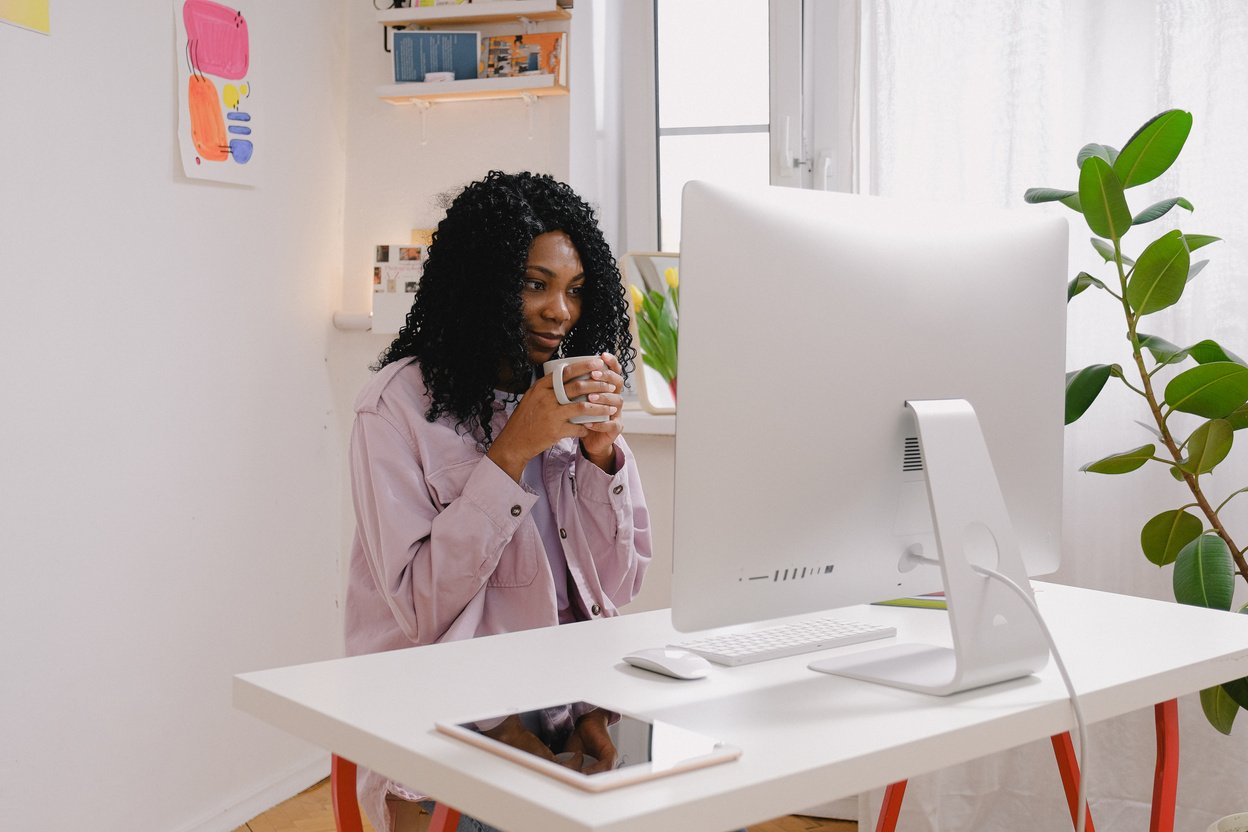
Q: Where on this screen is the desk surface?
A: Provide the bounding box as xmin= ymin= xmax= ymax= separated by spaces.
xmin=234 ymin=583 xmax=1248 ymax=832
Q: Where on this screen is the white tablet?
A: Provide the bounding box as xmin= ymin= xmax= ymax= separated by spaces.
xmin=435 ymin=700 xmax=740 ymax=792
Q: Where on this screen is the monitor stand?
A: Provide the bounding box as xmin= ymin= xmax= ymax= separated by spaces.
xmin=809 ymin=399 xmax=1050 ymax=696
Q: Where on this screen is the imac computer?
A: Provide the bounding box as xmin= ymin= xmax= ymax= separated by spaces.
xmin=670 ymin=181 xmax=1069 ymax=695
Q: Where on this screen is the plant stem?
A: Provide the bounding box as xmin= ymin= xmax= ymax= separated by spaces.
xmin=1114 ymin=243 xmax=1248 ymax=584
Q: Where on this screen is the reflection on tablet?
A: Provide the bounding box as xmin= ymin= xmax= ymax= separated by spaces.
xmin=436 ymin=700 xmax=739 ymax=791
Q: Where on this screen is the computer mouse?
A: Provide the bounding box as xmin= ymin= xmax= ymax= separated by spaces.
xmin=622 ymin=647 xmax=712 ymax=680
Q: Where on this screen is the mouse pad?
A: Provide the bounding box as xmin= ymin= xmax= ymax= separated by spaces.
xmin=435 ymin=700 xmax=740 ymax=791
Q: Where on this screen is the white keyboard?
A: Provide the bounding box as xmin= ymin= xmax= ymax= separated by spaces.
xmin=672 ymin=617 xmax=896 ymax=666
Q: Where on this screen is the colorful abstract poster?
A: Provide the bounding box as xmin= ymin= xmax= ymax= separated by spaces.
xmin=0 ymin=0 xmax=50 ymax=34
xmin=175 ymin=0 xmax=257 ymax=184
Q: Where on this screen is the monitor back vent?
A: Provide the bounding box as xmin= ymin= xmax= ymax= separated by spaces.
xmin=903 ymin=436 xmax=923 ymax=472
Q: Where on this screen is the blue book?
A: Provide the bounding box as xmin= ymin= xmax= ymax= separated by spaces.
xmin=393 ymin=30 xmax=479 ymax=83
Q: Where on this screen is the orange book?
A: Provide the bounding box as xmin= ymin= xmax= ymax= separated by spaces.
xmin=479 ymin=32 xmax=566 ymax=84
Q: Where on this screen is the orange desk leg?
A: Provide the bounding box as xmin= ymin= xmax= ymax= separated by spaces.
xmin=430 ymin=801 xmax=462 ymax=832
xmin=330 ymin=755 xmax=364 ymax=832
xmin=875 ymin=780 xmax=908 ymax=832
xmin=1050 ymin=732 xmax=1096 ymax=831
xmin=1150 ymin=699 xmax=1179 ymax=832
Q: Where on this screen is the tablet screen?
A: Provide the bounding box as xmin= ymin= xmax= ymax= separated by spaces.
xmin=444 ymin=700 xmax=731 ymax=780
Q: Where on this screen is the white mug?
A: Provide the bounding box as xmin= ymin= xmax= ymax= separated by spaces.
xmin=543 ymin=355 xmax=610 ymax=424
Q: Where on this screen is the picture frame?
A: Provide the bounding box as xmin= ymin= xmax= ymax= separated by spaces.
xmin=623 ymin=251 xmax=680 ymax=415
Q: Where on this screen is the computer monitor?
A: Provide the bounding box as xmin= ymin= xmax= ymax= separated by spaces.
xmin=670 ymin=181 xmax=1069 ymax=695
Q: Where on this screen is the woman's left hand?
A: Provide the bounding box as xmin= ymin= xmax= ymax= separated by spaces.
xmin=580 ymin=352 xmax=625 ymax=473
xmin=563 ymin=709 xmax=618 ymax=774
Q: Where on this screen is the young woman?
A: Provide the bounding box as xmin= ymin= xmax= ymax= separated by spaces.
xmin=344 ymin=171 xmax=652 ymax=832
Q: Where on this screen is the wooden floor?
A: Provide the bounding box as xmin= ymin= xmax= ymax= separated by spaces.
xmin=236 ymin=779 xmax=857 ymax=832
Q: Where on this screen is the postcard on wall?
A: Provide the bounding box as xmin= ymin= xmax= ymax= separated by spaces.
xmin=480 ymin=32 xmax=566 ymax=84
xmin=393 ymin=30 xmax=479 ymax=83
xmin=372 ymin=244 xmax=423 ymax=335
xmin=174 ymin=0 xmax=259 ymax=185
xmin=0 ymin=0 xmax=50 ymax=34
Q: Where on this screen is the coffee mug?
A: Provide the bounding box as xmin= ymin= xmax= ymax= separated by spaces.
xmin=543 ymin=355 xmax=610 ymax=424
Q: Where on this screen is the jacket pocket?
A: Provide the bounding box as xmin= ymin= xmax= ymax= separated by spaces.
xmin=426 ymin=459 xmax=477 ymax=507
xmin=486 ymin=535 xmax=540 ymax=587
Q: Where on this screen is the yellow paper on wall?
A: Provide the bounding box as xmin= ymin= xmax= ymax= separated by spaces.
xmin=0 ymin=0 xmax=50 ymax=34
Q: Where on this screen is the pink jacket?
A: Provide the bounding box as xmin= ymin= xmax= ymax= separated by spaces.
xmin=343 ymin=358 xmax=652 ymax=828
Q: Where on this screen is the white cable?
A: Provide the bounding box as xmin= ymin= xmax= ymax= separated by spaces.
xmin=971 ymin=566 xmax=1089 ymax=832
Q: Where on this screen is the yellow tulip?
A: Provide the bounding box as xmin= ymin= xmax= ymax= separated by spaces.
xmin=629 ymin=283 xmax=645 ymax=312
xmin=664 ymin=267 xmax=679 ymax=290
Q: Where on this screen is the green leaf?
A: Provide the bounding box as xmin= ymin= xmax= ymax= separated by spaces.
xmin=1136 ymin=333 xmax=1187 ymax=365
xmin=1227 ymin=403 xmax=1248 ymax=431
xmin=1200 ymin=685 xmax=1239 ymax=735
xmin=1178 ymin=419 xmax=1233 ymax=475
xmin=1183 ymin=234 xmax=1221 ymax=252
xmin=1114 ymin=109 xmax=1193 ymax=188
xmin=1067 ymin=272 xmax=1107 ymax=301
xmin=1132 ymin=197 xmax=1193 ymax=225
xmin=1078 ymin=143 xmax=1120 ymax=168
xmin=1090 ymin=237 xmax=1134 ymax=266
xmin=1224 ymin=676 xmax=1248 ymax=711
xmin=1065 ymin=364 xmax=1113 ymax=424
xmin=1186 ymin=259 xmax=1208 ymax=284
xmin=1082 ymin=444 xmax=1155 ymax=474
xmin=1165 ymin=362 xmax=1248 ymax=418
xmin=1173 ymin=533 xmax=1234 ymax=610
xmin=1080 ymin=156 xmax=1132 ymax=241
xmin=1023 ymin=188 xmax=1083 ymax=211
xmin=1141 ymin=509 xmax=1203 ymax=566
xmin=1126 ymin=230 xmax=1190 ymax=315
xmin=1188 ymin=339 xmax=1247 ymax=366
xmin=1170 ymin=465 xmax=1185 ymax=481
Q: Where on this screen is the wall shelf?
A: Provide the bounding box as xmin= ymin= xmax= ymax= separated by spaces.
xmin=377 ymin=0 xmax=570 ymax=28
xmin=378 ymin=74 xmax=566 ymax=104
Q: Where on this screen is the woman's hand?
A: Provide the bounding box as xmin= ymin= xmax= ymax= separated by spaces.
xmin=562 ymin=709 xmax=618 ymax=774
xmin=578 ymin=353 xmax=625 ymax=474
xmin=480 ymin=714 xmax=560 ymax=763
xmin=487 ymin=355 xmax=620 ymax=481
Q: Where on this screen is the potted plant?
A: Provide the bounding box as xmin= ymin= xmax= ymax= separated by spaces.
xmin=1025 ymin=109 xmax=1248 ymax=735
xmin=629 ymin=265 xmax=679 ymax=401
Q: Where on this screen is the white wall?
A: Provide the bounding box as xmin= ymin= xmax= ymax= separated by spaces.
xmin=0 ymin=4 xmax=347 ymax=830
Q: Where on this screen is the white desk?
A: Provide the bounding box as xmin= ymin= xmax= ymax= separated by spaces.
xmin=234 ymin=583 xmax=1248 ymax=832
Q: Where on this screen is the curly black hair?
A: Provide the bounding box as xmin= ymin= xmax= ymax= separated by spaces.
xmin=374 ymin=170 xmax=636 ymax=445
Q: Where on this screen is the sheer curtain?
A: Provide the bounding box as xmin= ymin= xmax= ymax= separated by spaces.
xmin=857 ymin=1 xmax=1248 ymax=829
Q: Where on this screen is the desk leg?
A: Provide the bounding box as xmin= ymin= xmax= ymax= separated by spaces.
xmin=1150 ymin=699 xmax=1179 ymax=832
xmin=874 ymin=780 xmax=907 ymax=832
xmin=429 ymin=802 xmax=462 ymax=832
xmin=1050 ymin=732 xmax=1096 ymax=831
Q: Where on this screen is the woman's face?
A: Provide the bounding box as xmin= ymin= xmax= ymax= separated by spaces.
xmin=520 ymin=230 xmax=586 ymax=365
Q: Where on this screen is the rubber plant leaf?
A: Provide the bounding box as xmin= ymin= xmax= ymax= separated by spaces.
xmin=1140 ymin=509 xmax=1202 ymax=566
xmin=1164 ymin=362 xmax=1248 ymax=418
xmin=1079 ymin=156 xmax=1132 ymax=242
xmin=1173 ymin=533 xmax=1234 ymax=610
xmin=1113 ymin=109 xmax=1193 ymax=188
xmin=1127 ymin=230 xmax=1190 ymax=315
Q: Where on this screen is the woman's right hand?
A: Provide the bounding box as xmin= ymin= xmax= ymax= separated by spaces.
xmin=487 ymin=357 xmax=617 ymax=481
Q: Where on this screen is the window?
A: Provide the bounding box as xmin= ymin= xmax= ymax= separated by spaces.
xmin=654 ymin=0 xmax=775 ymax=250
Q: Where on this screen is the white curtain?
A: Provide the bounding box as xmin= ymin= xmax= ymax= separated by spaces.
xmin=858 ymin=1 xmax=1248 ymax=829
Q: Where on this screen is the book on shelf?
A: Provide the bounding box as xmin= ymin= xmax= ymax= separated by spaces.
xmin=393 ymin=30 xmax=480 ymax=83
xmin=479 ymin=31 xmax=566 ymax=85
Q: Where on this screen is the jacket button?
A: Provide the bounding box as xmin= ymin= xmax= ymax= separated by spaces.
xmin=559 ymin=528 xmax=567 ymax=539
xmin=591 ymin=603 xmax=602 ymax=616
xmin=612 ymin=484 xmax=624 ymax=495
xmin=510 ymin=505 xmax=522 ymax=517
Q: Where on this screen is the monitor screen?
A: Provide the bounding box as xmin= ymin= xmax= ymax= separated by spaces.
xmin=671 ymin=181 xmax=1068 ymax=634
